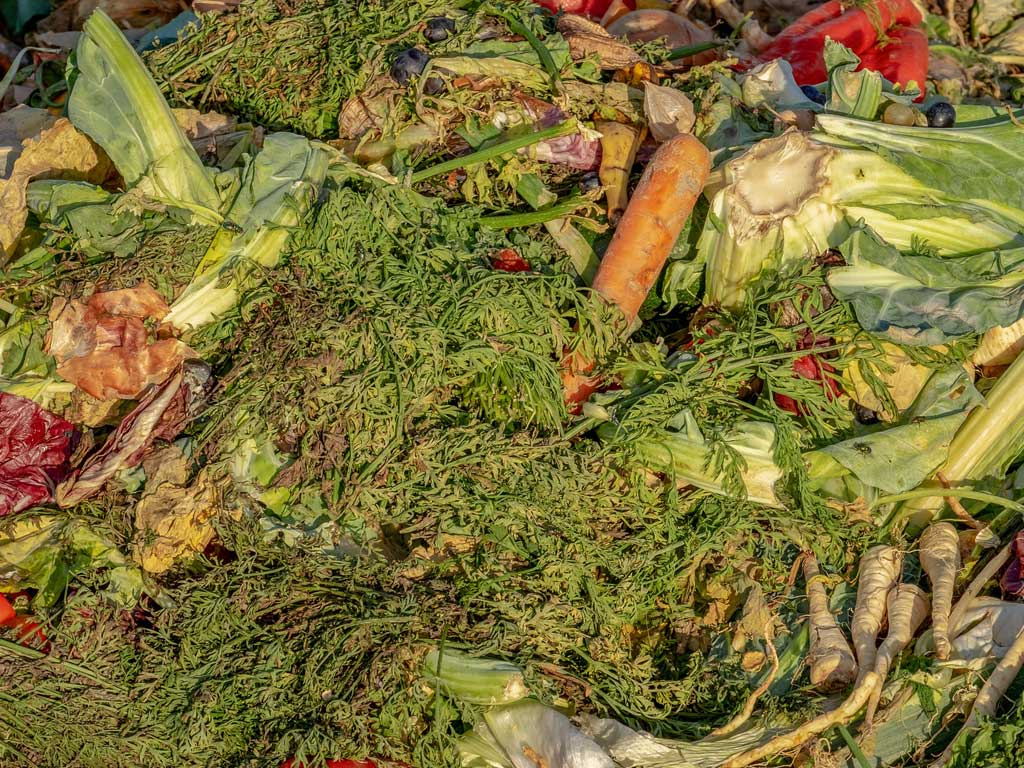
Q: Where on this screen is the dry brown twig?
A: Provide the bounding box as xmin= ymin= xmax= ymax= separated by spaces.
xmin=936 ymin=471 xmax=984 ymax=530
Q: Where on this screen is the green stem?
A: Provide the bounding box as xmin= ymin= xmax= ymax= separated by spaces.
xmin=410 ymin=121 xmax=577 ymax=183
xmin=872 ymin=487 xmax=1024 ymax=515
xmin=838 ymin=725 xmax=873 ymax=768
xmin=497 ymin=10 xmax=561 ymax=92
xmin=665 ymin=41 xmax=725 ymax=61
xmin=479 ymin=196 xmax=592 ymax=228
xmin=0 ymin=638 xmax=46 ymax=659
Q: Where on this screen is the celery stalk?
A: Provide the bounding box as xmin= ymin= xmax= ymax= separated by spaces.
xmin=422 ymin=649 xmax=529 ymax=706
xmin=897 ymin=352 xmax=1024 ymax=529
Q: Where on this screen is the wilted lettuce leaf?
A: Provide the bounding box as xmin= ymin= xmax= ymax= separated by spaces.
xmin=0 ymin=515 xmax=144 ymax=607
xmin=25 ymin=179 xmax=178 ymax=259
xmin=808 ymin=365 xmax=982 ymax=495
xmin=828 ymin=225 xmax=1024 ymax=345
xmin=825 ymin=39 xmax=883 ymax=119
xmin=165 ymin=132 xmax=330 ymax=331
xmin=68 ymin=9 xmax=223 ymax=224
xmin=973 ymin=0 xmax=1024 ymax=37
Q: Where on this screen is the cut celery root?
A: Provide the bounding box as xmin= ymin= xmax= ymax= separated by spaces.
xmin=803 ymin=554 xmax=859 ymax=692
xmin=920 ymin=522 xmax=961 ymax=661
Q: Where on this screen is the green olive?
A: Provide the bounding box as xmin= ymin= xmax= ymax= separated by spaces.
xmin=883 ymin=103 xmax=917 ymax=126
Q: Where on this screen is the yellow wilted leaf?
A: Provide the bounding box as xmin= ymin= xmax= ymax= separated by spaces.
xmin=0 ymin=106 xmax=113 ymax=261
xmin=972 ymin=317 xmax=1024 ymax=369
xmin=133 ymin=449 xmax=224 ymax=573
xmin=843 ymin=342 xmax=938 ymax=421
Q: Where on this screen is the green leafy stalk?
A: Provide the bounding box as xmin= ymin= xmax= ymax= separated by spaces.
xmin=893 ymin=351 xmax=1024 ymax=529
xmin=69 ymin=10 xmax=223 ymax=224
xmin=165 ymin=132 xmax=329 ymax=332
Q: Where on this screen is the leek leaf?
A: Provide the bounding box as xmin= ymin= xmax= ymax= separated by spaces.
xmin=68 ymin=10 xmax=222 ymax=224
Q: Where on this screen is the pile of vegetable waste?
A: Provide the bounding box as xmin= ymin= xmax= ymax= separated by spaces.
xmin=3 ymin=0 xmax=1024 ymax=767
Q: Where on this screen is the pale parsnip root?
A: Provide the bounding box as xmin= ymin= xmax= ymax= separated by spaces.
xmin=721 ymin=673 xmax=881 ymax=768
xmin=865 ymin=584 xmax=930 ymax=727
xmin=929 ymin=622 xmax=1024 ymax=768
xmin=851 ymin=545 xmax=902 ymax=683
xmin=803 ymin=554 xmax=858 ymax=692
xmin=920 ymin=522 xmax=962 ymax=661
xmin=948 ymin=539 xmax=1015 ymax=636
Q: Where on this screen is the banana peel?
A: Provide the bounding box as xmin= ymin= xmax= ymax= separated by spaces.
xmin=595 ymin=119 xmax=643 ymax=224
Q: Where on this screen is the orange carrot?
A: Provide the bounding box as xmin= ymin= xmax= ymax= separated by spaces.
xmin=563 ymin=133 xmax=710 ymax=405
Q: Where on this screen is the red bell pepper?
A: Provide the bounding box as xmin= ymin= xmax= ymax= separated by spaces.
xmin=0 ymin=592 xmax=50 ymax=653
xmin=531 ymin=0 xmax=633 ymax=19
xmin=755 ymin=0 xmax=926 ymax=93
xmin=491 ymin=248 xmax=532 ymax=272
xmin=857 ymin=25 xmax=928 ymax=94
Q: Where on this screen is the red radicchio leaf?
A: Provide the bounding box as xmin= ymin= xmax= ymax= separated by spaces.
xmin=56 ymin=360 xmax=213 ymax=507
xmin=1000 ymin=531 xmax=1024 ymax=598
xmin=0 ymin=393 xmax=78 ymax=516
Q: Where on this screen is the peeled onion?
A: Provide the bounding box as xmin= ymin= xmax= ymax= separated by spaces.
xmin=606 ymin=10 xmax=718 ymax=65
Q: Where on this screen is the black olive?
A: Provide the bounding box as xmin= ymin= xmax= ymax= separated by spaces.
xmin=424 ymin=75 xmax=445 ymax=95
xmin=390 ymin=48 xmax=430 ymax=86
xmin=580 ymin=172 xmax=601 ymax=194
xmin=853 ymin=404 xmax=879 ymax=424
xmin=425 ymin=16 xmax=456 ymax=43
xmin=800 ymin=84 xmax=826 ymax=105
xmin=926 ymin=101 xmax=956 ymax=128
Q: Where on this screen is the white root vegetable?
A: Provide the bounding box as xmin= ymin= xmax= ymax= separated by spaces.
xmin=721 ymin=673 xmax=881 ymax=768
xmin=865 ymin=584 xmax=930 ymax=727
xmin=929 ymin=622 xmax=1024 ymax=768
xmin=948 ymin=539 xmax=1015 ymax=636
xmin=851 ymin=545 xmax=902 ymax=683
xmin=920 ymin=522 xmax=962 ymax=661
xmin=803 ymin=554 xmax=858 ymax=691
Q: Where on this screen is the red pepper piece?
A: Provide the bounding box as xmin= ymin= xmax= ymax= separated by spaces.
xmin=0 ymin=593 xmax=15 ymax=625
xmin=774 ymin=354 xmax=841 ymax=416
xmin=756 ymin=0 xmax=924 ymax=85
xmin=532 ymin=0 xmax=633 ymax=18
xmin=491 ymin=248 xmax=531 ymax=272
xmin=0 ymin=593 xmax=51 ymax=653
xmin=858 ymin=24 xmax=929 ymax=94
xmin=767 ymin=0 xmax=847 ymax=45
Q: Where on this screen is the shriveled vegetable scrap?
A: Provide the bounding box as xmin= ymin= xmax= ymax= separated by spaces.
xmin=45 ymin=283 xmax=192 ymax=400
xmin=4 ymin=1 xmax=1024 ymax=767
